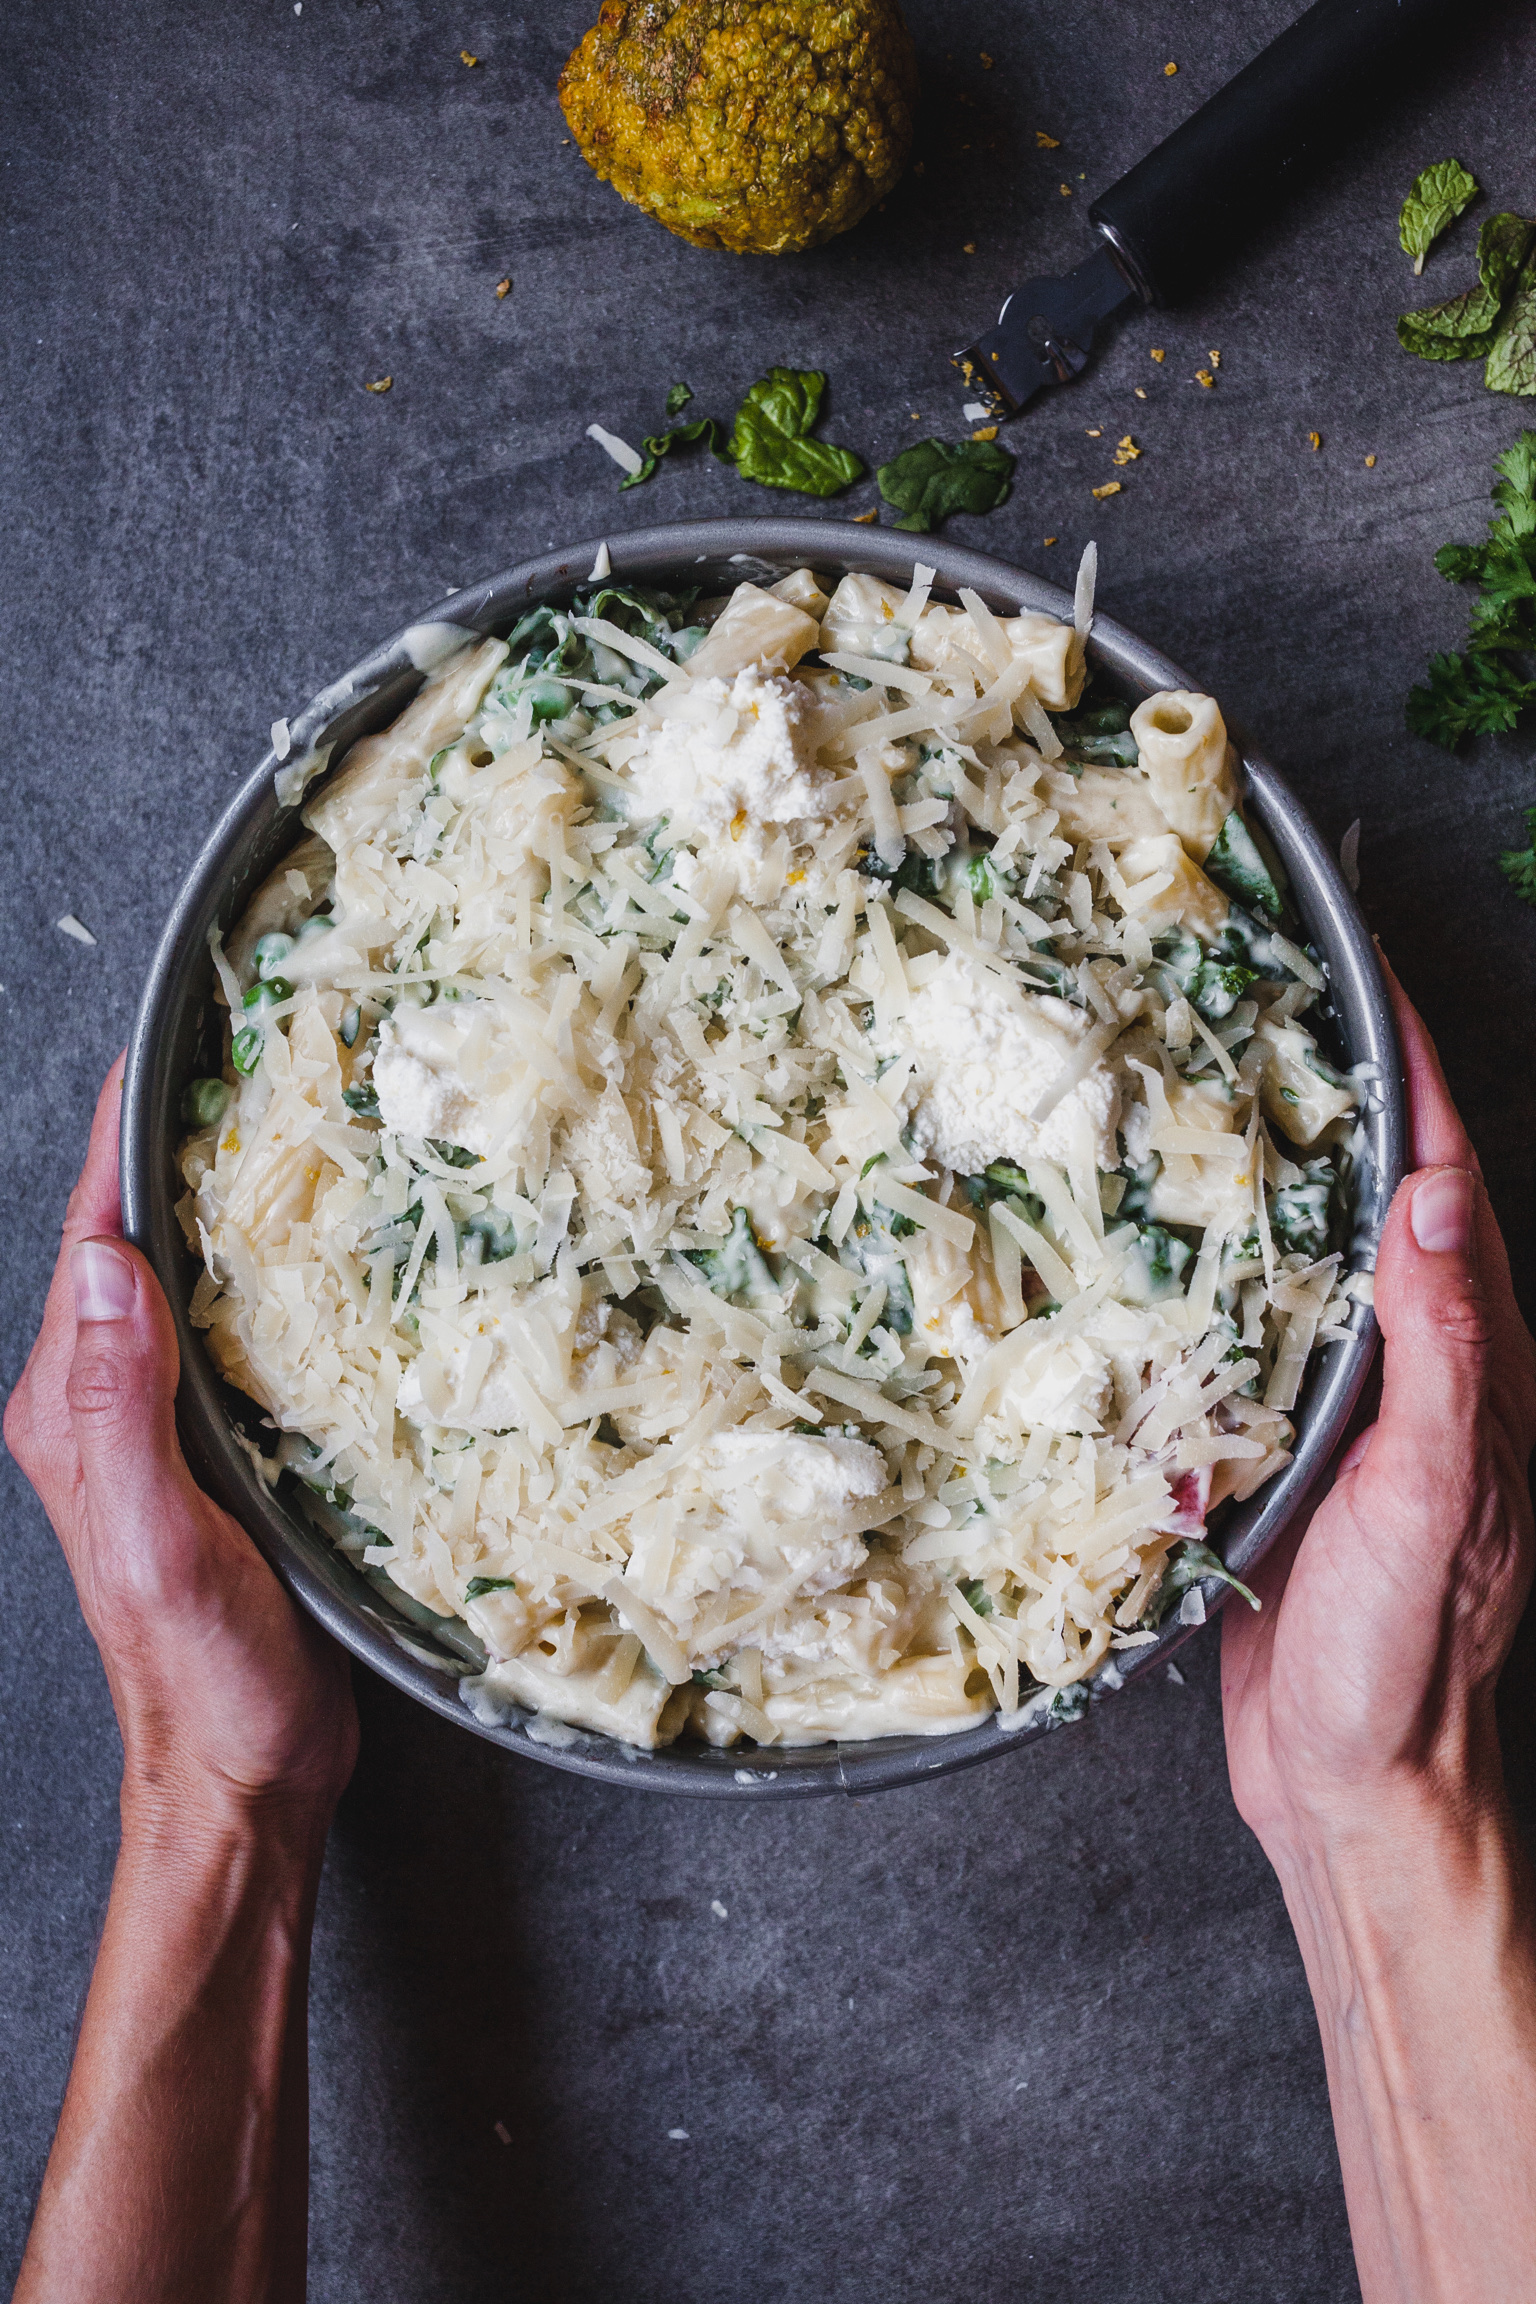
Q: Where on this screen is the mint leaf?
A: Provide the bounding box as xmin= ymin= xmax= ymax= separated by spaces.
xmin=1398 ymin=158 xmax=1478 ymax=273
xmin=1499 ymin=805 xmax=1536 ymax=904
xmin=1396 ymin=300 xmax=1498 ymax=360
xmin=1398 ymin=212 xmax=1535 ymax=359
xmin=1406 ymin=647 xmax=1536 ymax=748
xmin=665 ymin=382 xmax=693 ymax=415
xmin=1477 ymin=212 xmax=1534 ymax=305
xmin=1487 ymin=251 xmax=1536 ymax=396
xmin=876 ymin=436 xmax=1016 ymax=531
xmin=728 ymin=368 xmax=863 ymax=497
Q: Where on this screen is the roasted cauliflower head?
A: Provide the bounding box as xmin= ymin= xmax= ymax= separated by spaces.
xmin=558 ymin=0 xmax=919 ymax=255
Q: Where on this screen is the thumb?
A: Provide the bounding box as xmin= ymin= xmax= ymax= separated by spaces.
xmin=65 ymin=1238 xmax=201 ymax=1566
xmin=1370 ymin=1165 xmax=1490 ymax=1484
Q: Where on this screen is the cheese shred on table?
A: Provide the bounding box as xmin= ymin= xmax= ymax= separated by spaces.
xmin=178 ymin=555 xmax=1366 ymax=1751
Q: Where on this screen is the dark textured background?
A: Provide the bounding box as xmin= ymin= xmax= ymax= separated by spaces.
xmin=4 ymin=3 xmax=1535 ymax=2298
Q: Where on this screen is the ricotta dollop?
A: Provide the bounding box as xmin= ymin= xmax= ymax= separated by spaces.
xmin=622 ymin=665 xmax=833 ymax=840
xmin=891 ymin=951 xmax=1120 ymax=1174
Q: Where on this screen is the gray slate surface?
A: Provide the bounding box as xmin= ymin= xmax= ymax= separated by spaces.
xmin=4 ymin=2 xmax=1534 ymax=2298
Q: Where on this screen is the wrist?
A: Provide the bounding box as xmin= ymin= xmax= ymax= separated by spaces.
xmin=120 ymin=1751 xmax=339 ymax=1879
xmin=1270 ymin=1769 xmax=1529 ymax=1994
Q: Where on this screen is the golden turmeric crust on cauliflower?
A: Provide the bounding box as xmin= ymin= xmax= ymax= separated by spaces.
xmin=558 ymin=0 xmax=918 ymax=255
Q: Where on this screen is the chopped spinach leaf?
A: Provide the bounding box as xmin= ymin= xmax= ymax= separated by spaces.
xmin=621 ymin=413 xmax=735 ymax=492
xmin=728 ymin=368 xmax=863 ymax=497
xmin=342 ymin=1081 xmax=381 ymax=1118
xmin=465 ymin=1576 xmax=516 ymax=1600
xmin=856 ymin=841 xmax=943 ymax=898
xmin=1125 ymin=1223 xmax=1194 ymax=1303
xmin=666 ymin=382 xmax=693 ymax=415
xmin=875 ymin=436 xmax=1015 ymax=532
xmin=960 ymin=1579 xmax=994 ymax=1617
xmin=1047 ymin=1684 xmax=1090 ymax=1725
xmin=1191 ymin=959 xmax=1257 ymax=1023
xmin=962 ymin=849 xmax=1011 ymax=903
xmin=1051 ymin=696 xmax=1139 ymax=766
xmin=1204 ymin=808 xmax=1286 ymax=923
xmin=1268 ymin=1161 xmax=1340 ymax=1258
xmin=959 ymin=1162 xmax=1047 ymax=1227
xmin=461 ymin=1207 xmax=519 ymax=1262
xmin=428 ymin=1138 xmax=479 ymax=1168
xmin=1116 ymin=1155 xmax=1161 ymax=1224
xmin=839 ymin=1206 xmax=916 ymax=1334
xmin=1153 ymin=924 xmax=1259 ymax=1025
xmin=686 ymin=1206 xmax=780 ymax=1305
xmin=1142 ymin=1539 xmax=1260 ymax=1630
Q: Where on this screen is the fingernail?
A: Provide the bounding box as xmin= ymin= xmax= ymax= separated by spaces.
xmin=72 ymin=1240 xmax=136 ymax=1322
xmin=1410 ymin=1170 xmax=1474 ymax=1257
xmin=1340 ymin=1428 xmax=1375 ymax=1475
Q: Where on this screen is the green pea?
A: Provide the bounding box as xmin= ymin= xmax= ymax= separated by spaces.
xmin=253 ymin=932 xmax=294 ymax=980
xmin=231 ymin=1026 xmax=264 ymax=1076
xmin=242 ymin=977 xmax=292 ymax=1011
xmin=180 ymin=1077 xmax=231 ymax=1128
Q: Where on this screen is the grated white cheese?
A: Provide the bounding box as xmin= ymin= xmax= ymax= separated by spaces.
xmin=585 ymin=423 xmax=644 ymax=476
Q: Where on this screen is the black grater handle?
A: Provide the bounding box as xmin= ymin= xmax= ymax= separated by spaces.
xmin=1088 ymin=0 xmax=1475 ymax=306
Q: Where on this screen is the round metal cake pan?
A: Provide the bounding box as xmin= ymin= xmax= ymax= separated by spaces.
xmin=122 ymin=517 xmax=1405 ymax=1798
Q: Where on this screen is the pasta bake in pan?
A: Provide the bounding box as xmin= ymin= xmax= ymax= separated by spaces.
xmin=177 ymin=552 xmax=1369 ymax=1750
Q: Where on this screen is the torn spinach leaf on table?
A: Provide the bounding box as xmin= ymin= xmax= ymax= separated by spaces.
xmin=876 ymin=436 xmax=1016 ymax=532
xmin=728 ymin=367 xmax=864 ymax=496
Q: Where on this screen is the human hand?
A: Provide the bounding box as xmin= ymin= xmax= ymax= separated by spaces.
xmin=1222 ymin=959 xmax=1536 ymax=1866
xmin=4 ymin=1056 xmax=358 ymax=1832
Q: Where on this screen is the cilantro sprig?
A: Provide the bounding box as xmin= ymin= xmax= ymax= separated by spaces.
xmin=1406 ymin=429 xmax=1536 ymax=902
xmin=1500 ymin=806 xmax=1536 ymax=908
